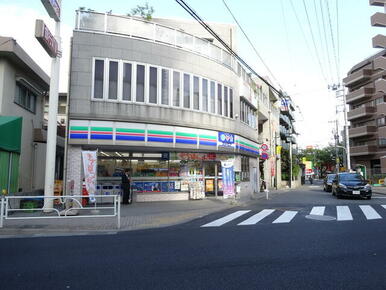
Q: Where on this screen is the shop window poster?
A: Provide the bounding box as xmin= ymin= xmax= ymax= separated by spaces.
xmin=221 ymin=160 xmax=235 ymax=199
xmin=143 ymin=182 xmax=161 ymax=192
xmin=132 ymin=182 xmax=144 ymax=192
xmin=161 ymin=182 xmax=175 ymax=192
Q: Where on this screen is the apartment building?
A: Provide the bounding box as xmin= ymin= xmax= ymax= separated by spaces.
xmin=343 ymin=0 xmax=386 ymax=176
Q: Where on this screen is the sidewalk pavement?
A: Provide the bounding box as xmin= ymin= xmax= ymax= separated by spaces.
xmin=372 ymin=186 xmax=386 ymax=195
xmin=0 ymin=188 xmax=287 ymax=238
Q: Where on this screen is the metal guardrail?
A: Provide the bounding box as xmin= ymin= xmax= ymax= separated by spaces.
xmin=0 ymin=195 xmax=121 ymax=229
xmin=75 ymin=10 xmax=236 ymax=72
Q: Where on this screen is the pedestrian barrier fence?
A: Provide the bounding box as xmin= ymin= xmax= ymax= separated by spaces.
xmin=0 ymin=195 xmax=121 ymax=229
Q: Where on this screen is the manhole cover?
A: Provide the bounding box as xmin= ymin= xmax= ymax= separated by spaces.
xmin=305 ymin=214 xmax=336 ymax=221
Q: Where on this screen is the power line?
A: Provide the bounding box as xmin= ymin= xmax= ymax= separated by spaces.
xmin=222 ymin=0 xmax=282 ymax=90
xmin=174 ymin=0 xmax=284 ymax=98
xmin=319 ymin=0 xmax=335 ymax=84
xmin=326 ymin=0 xmax=340 ymax=83
xmin=313 ymin=0 xmax=333 ymax=84
xmin=289 ymin=0 xmax=327 ymax=86
xmin=302 ymin=0 xmax=328 ymax=84
xmin=336 ymin=0 xmax=341 ymax=81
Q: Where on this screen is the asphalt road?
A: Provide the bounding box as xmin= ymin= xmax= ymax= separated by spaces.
xmin=1 ymin=181 xmax=386 ymax=290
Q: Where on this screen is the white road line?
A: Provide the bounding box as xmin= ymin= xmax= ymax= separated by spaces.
xmin=272 ymin=211 xmax=298 ymax=224
xmin=359 ymin=205 xmax=382 ymax=220
xmin=310 ymin=206 xmax=325 ymax=216
xmin=238 ymin=209 xmax=275 ymax=225
xmin=201 ymin=210 xmax=251 ymax=227
xmin=382 ymin=205 xmax=386 ymax=209
xmin=336 ymin=206 xmax=353 ymax=221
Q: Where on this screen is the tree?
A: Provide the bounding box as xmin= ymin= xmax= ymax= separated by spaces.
xmin=281 ymin=148 xmax=300 ymax=181
xmin=128 ymin=3 xmax=155 ymax=20
xmin=299 ymin=145 xmax=343 ymax=177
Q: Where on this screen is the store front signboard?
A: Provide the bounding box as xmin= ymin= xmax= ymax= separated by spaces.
xmin=35 ymin=19 xmax=58 ymax=58
xmin=41 ymin=0 xmax=61 ymax=21
xmin=69 ymin=120 xmax=260 ymax=157
xmin=221 ymin=160 xmax=235 ymax=199
xmin=218 ymin=132 xmax=235 ymax=148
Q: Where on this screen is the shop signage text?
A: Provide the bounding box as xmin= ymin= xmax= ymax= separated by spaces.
xmin=41 ymin=0 xmax=61 ymax=21
xmin=35 ymin=20 xmax=58 ymax=58
xmin=218 ymin=132 xmax=235 ymax=147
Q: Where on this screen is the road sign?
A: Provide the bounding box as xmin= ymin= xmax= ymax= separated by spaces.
xmin=261 ymin=152 xmax=269 ymax=160
xmin=41 ymin=0 xmax=61 ymax=21
xmin=261 ymin=143 xmax=269 ymax=151
xmin=35 ymin=20 xmax=58 ymax=58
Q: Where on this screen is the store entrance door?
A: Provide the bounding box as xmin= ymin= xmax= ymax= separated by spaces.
xmin=203 ymin=161 xmax=222 ymax=197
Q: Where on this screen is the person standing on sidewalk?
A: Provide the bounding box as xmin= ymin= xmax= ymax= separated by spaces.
xmin=122 ymin=169 xmax=132 ymax=204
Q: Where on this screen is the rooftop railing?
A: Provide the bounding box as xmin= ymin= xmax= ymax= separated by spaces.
xmin=75 ymin=10 xmax=236 ymax=72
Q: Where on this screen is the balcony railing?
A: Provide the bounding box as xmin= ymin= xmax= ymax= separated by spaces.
xmin=371 ymin=12 xmax=386 ymax=27
xmin=75 ymin=10 xmax=236 ymax=72
xmin=350 ymin=145 xmax=377 ymax=156
xmin=346 ymin=86 xmax=374 ymax=104
xmin=373 ymin=34 xmax=386 ymax=49
xmin=343 ymin=69 xmax=372 ymax=87
xmin=349 ymin=125 xmax=377 ymax=138
xmin=347 ymin=106 xmax=376 ymax=121
xmin=370 ymin=0 xmax=386 ymax=7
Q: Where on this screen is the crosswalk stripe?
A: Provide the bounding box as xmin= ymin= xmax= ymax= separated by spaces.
xmin=359 ymin=205 xmax=382 ymax=220
xmin=382 ymin=205 xmax=386 ymax=210
xmin=272 ymin=211 xmax=298 ymax=223
xmin=201 ymin=210 xmax=250 ymax=227
xmin=238 ymin=209 xmax=275 ymax=225
xmin=310 ymin=206 xmax=325 ymax=216
xmin=336 ymin=206 xmax=353 ymax=221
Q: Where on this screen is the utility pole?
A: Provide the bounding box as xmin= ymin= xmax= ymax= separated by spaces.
xmin=37 ymin=0 xmax=62 ymax=212
xmin=329 ymin=83 xmax=350 ymax=172
xmin=334 ymin=120 xmax=339 ymax=174
xmin=289 ymin=126 xmax=292 ymax=188
xmin=342 ymin=88 xmax=351 ymax=171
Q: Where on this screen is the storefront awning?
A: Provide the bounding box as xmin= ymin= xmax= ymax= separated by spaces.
xmin=0 ymin=116 xmax=22 ymax=153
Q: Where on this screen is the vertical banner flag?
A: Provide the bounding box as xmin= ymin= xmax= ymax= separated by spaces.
xmin=221 ymin=160 xmax=235 ymax=199
xmin=82 ymin=150 xmax=97 ymax=203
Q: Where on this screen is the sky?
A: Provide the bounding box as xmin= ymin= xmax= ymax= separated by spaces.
xmin=0 ymin=0 xmax=383 ymax=149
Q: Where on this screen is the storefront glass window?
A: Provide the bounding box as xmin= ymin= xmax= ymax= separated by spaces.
xmin=122 ymin=63 xmax=132 ymax=101
xmin=193 ymin=76 xmax=200 ymax=110
xmin=217 ymin=83 xmax=222 ymax=115
xmin=93 ymin=59 xmax=104 ymax=99
xmin=224 ymin=86 xmax=228 ymax=117
xmin=210 ymin=81 xmax=216 ymax=113
xmin=136 ymin=64 xmax=145 ymax=102
xmin=149 ymin=66 xmax=158 ymax=104
xmin=202 ymin=78 xmax=208 ymax=112
xmin=161 ymin=69 xmax=169 ymax=105
xmin=131 ymin=159 xmax=168 ymax=177
xmin=183 ymin=73 xmax=190 ymax=109
xmin=230 ymin=88 xmax=233 ymax=118
xmin=173 ymin=71 xmax=180 ymax=107
xmin=108 ymin=60 xmax=118 ymax=100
